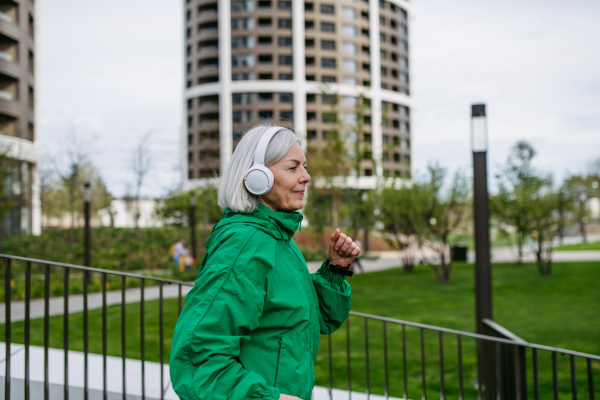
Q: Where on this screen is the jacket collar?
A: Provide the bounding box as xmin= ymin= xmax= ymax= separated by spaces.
xmin=214 ymin=203 xmax=303 ymax=241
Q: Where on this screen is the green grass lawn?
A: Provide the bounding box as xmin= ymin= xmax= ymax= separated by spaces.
xmin=555 ymin=241 xmax=600 ymax=251
xmin=2 ymin=261 xmax=599 ymax=398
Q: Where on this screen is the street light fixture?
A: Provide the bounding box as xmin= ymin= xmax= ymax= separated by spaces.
xmin=83 ymin=182 xmax=92 ymax=267
xmin=471 ymin=104 xmax=492 ymax=334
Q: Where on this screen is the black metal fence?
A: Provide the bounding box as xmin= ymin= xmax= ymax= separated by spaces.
xmin=2 ymin=254 xmax=599 ymax=400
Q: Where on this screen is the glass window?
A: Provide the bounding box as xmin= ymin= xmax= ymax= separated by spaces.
xmin=279 ymin=55 xmax=293 ymax=65
xmin=306 ymin=93 xmax=316 ymax=102
xmin=231 ymin=17 xmax=254 ymax=30
xmin=258 ymin=36 xmax=272 ymax=46
xmin=278 ymin=0 xmax=292 ymax=9
xmin=258 ymin=17 xmax=272 ymax=28
xmin=341 ymin=6 xmax=355 ymax=19
xmin=343 ymin=112 xmax=357 ymax=126
xmin=231 ymin=72 xmax=255 ymax=80
xmin=231 ymin=0 xmax=254 ymax=12
xmin=342 ymin=24 xmax=356 ymax=37
xmin=259 ymin=110 xmax=274 ymax=119
xmin=258 ymin=92 xmax=273 ymax=102
xmin=258 ymin=0 xmax=271 ymax=8
xmin=400 ymin=72 xmax=408 ymax=83
xmin=322 ymin=76 xmax=336 ymax=83
xmin=322 ymin=94 xmax=336 ymax=104
xmin=259 ymin=73 xmax=273 ymax=79
xmin=232 ymin=93 xmax=253 ymax=104
xmin=232 ymin=110 xmax=253 ymax=123
xmin=342 ymin=96 xmax=358 ymax=107
xmin=306 ymin=20 xmax=315 ymax=30
xmin=280 ymin=110 xmax=294 ymax=120
xmin=305 ymin=2 xmax=314 ymax=11
xmin=320 ymin=4 xmax=334 ymax=14
xmin=280 ymin=92 xmax=293 ymax=102
xmin=380 ymin=33 xmax=386 ymax=42
xmin=321 ymin=57 xmax=336 ymax=68
xmin=258 ymin=54 xmax=273 ymax=64
xmin=307 ymin=111 xmax=317 ymax=121
xmin=279 ymin=18 xmax=292 ymax=28
xmin=231 ymin=36 xmax=254 ymax=49
xmin=343 ymin=77 xmax=358 ymax=85
xmin=399 ymin=40 xmax=407 ymax=52
xmin=342 ymin=59 xmax=357 ymax=72
xmin=380 ymin=50 xmax=387 ymax=59
xmin=381 ymin=66 xmax=387 ymax=76
xmin=320 ymin=22 xmax=335 ymax=32
xmin=342 ymin=41 xmax=357 ymax=54
xmin=279 ymin=73 xmax=293 ymax=80
xmin=399 ymin=56 xmax=407 ymax=68
xmin=305 ymin=38 xmax=315 ymax=48
xmin=278 ymin=36 xmax=293 ymax=46
xmin=379 ymin=16 xmax=385 ymax=25
xmin=231 ymin=54 xmax=255 ymax=67
xmin=321 ymin=40 xmax=335 ymax=50
xmin=306 ymin=56 xmax=315 ymax=66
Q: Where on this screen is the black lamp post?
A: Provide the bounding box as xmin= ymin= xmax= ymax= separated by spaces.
xmin=472 ymin=104 xmax=492 ymax=334
xmin=579 ymin=189 xmax=587 ymax=243
xmin=190 ymin=191 xmax=197 ymax=260
xmin=83 ymin=182 xmax=92 ymax=267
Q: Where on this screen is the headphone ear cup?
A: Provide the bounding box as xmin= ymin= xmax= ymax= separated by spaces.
xmin=244 ymin=164 xmax=274 ymax=195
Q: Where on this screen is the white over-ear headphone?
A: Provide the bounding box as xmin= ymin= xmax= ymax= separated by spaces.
xmin=244 ymin=126 xmax=285 ymax=196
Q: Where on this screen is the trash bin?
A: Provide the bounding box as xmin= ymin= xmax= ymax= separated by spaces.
xmin=451 ymin=244 xmax=468 ymax=262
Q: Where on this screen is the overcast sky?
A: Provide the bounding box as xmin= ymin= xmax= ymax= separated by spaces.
xmin=38 ymin=0 xmax=600 ymax=198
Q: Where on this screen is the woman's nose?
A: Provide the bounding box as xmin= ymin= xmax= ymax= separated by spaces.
xmin=301 ymin=168 xmax=311 ymax=183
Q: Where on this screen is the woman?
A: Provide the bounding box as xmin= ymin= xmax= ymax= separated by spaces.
xmin=170 ymin=124 xmax=360 ymax=400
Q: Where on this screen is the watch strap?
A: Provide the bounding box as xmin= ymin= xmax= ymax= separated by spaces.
xmin=326 ymin=259 xmax=354 ymax=277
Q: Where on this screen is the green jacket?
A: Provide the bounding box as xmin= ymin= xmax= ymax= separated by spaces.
xmin=170 ymin=203 xmax=352 ymax=400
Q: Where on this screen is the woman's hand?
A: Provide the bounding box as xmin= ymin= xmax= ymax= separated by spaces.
xmin=327 ymin=228 xmax=361 ymax=268
xmin=279 ymin=394 xmax=302 ymax=400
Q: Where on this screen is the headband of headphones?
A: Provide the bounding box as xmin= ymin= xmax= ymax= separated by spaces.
xmin=253 ymin=126 xmax=285 ymax=165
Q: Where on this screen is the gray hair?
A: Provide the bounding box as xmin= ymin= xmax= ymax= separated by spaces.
xmin=218 ymin=122 xmax=302 ymax=213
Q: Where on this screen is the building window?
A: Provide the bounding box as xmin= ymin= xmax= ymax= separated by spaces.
xmin=364 ymin=169 xmax=373 ymax=176
xmin=380 ymin=33 xmax=386 ymax=42
xmin=189 ymin=170 xmax=194 ymax=179
xmin=343 ymin=112 xmax=357 ymax=126
xmin=342 ymin=41 xmax=357 ymax=54
xmin=305 ymin=2 xmax=314 ymax=11
xmin=322 ymin=94 xmax=336 ymax=104
xmin=322 ymin=112 xmax=336 ymax=123
xmin=278 ymin=0 xmax=292 ymax=10
xmin=232 ymin=54 xmax=254 ymax=67
xmin=280 ymin=92 xmax=293 ymax=102
xmin=231 ymin=36 xmax=255 ymax=49
xmin=394 ymin=153 xmax=400 ymax=162
xmin=399 ymin=40 xmax=408 ymax=52
xmin=258 ymin=92 xmax=273 ymax=102
xmin=279 ymin=73 xmax=293 ymax=80
xmin=233 ymin=93 xmax=253 ymax=104
xmin=279 ymin=55 xmax=293 ymax=65
xmin=322 ymin=76 xmax=336 ymax=83
xmin=321 ymin=57 xmax=336 ymax=68
xmin=233 ymin=110 xmax=253 ymax=123
xmin=342 ymin=24 xmax=356 ymax=37
xmin=400 ymin=72 xmax=408 ymax=83
xmin=278 ymin=36 xmax=293 ymax=46
xmin=258 ymin=17 xmax=272 ymax=28
xmin=258 ymin=36 xmax=272 ymax=46
xmin=280 ymin=110 xmax=294 ymax=120
xmin=305 ymin=20 xmax=315 ymax=30
xmin=258 ymin=0 xmax=271 ymax=8
xmin=341 ymin=6 xmax=356 ymax=19
xmin=343 ymin=77 xmax=358 ymax=85
xmin=342 ymin=96 xmax=358 ymax=107
xmin=307 ymin=93 xmax=316 ymax=103
xmin=342 ymin=59 xmax=357 ymax=72
xmin=307 ymin=130 xmax=317 ymax=139
xmin=381 ymin=66 xmax=387 ymax=76
xmin=306 ymin=75 xmax=316 ymax=81
xmin=315 ymin=40 xmax=335 ymax=53
xmin=231 ymin=17 xmax=254 ymax=30
xmin=306 ymin=56 xmax=315 ymax=66
xmin=305 ymin=38 xmax=315 ymax=48
xmin=320 ymin=4 xmax=335 ymax=14
xmin=379 ymin=16 xmax=385 ymax=25
xmin=232 ymin=0 xmax=254 ymax=11
xmin=259 ymin=54 xmax=273 ymax=64
xmin=307 ymin=111 xmax=316 ymax=121
xmin=279 ymin=18 xmax=292 ymax=28
xmin=400 ymin=56 xmax=408 ymax=68
xmin=259 ymin=73 xmax=273 ymax=79
xmin=232 ymin=73 xmax=255 ymax=81
xmin=380 ymin=50 xmax=387 ymax=59
xmin=320 ymin=22 xmax=335 ymax=32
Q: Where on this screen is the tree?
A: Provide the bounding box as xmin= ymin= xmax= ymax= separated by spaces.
xmin=420 ymin=164 xmax=470 ymax=283
xmin=131 ymin=132 xmax=152 ymax=238
xmin=378 ymin=182 xmax=426 ymax=271
xmin=155 ymin=186 xmax=221 ymax=227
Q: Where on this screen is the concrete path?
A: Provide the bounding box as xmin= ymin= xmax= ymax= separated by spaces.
xmin=0 ymin=282 xmax=194 ymax=324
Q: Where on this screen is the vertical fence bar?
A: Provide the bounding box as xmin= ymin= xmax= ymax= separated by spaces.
xmin=587 ymin=358 xmax=594 ymax=400
xmin=25 ymin=261 xmax=31 ymax=400
xmin=457 ymin=335 xmax=464 ymax=400
xmin=63 ymin=268 xmax=70 ymax=400
xmin=44 ymin=264 xmax=50 ymax=400
xmin=533 ymin=348 xmax=539 ymax=400
xmin=420 ymin=328 xmax=426 ymax=400
xmin=439 ymin=332 xmax=445 ymax=400
xmin=4 ymin=258 xmax=11 ymax=400
xmin=365 ymin=318 xmax=370 ymax=398
xmin=552 ymin=352 xmax=558 ymax=400
xmin=495 ymin=341 xmax=501 ymax=400
xmin=178 ymin=284 xmax=182 ymax=316
xmin=383 ymin=321 xmax=389 ymax=400
xmin=121 ymin=276 xmax=127 ymax=400
xmin=84 ymin=270 xmax=89 ymax=400
xmin=476 ymin=339 xmax=483 ymax=400
xmin=514 ymin=346 xmax=521 ymax=400
xmin=141 ymin=279 xmax=146 ymax=400
xmin=570 ymin=355 xmax=577 ymax=400
xmin=346 ymin=318 xmax=351 ymax=399
xmin=328 ymin=334 xmax=333 ymax=400
xmin=402 ymin=324 xmax=407 ymax=400
xmin=159 ymin=282 xmax=164 ymax=400
xmin=102 ymin=273 xmax=108 ymax=400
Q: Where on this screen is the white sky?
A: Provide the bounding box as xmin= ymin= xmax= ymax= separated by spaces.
xmin=38 ymin=0 xmax=600 ymax=197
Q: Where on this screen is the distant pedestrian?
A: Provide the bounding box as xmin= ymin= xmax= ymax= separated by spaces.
xmin=350 ymin=239 xmax=364 ymax=273
xmin=170 ymin=239 xmax=194 ymax=272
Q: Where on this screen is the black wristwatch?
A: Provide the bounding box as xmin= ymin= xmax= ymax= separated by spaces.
xmin=326 ymin=259 xmax=354 ymax=277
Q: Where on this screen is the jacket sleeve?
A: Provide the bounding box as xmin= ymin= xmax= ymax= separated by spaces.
xmin=311 ymin=260 xmax=352 ymax=335
xmin=176 ymin=263 xmax=280 ymax=400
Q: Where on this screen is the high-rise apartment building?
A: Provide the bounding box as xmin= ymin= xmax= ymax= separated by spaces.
xmin=0 ymin=0 xmax=40 ymax=236
xmin=182 ymin=0 xmax=411 ymax=189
